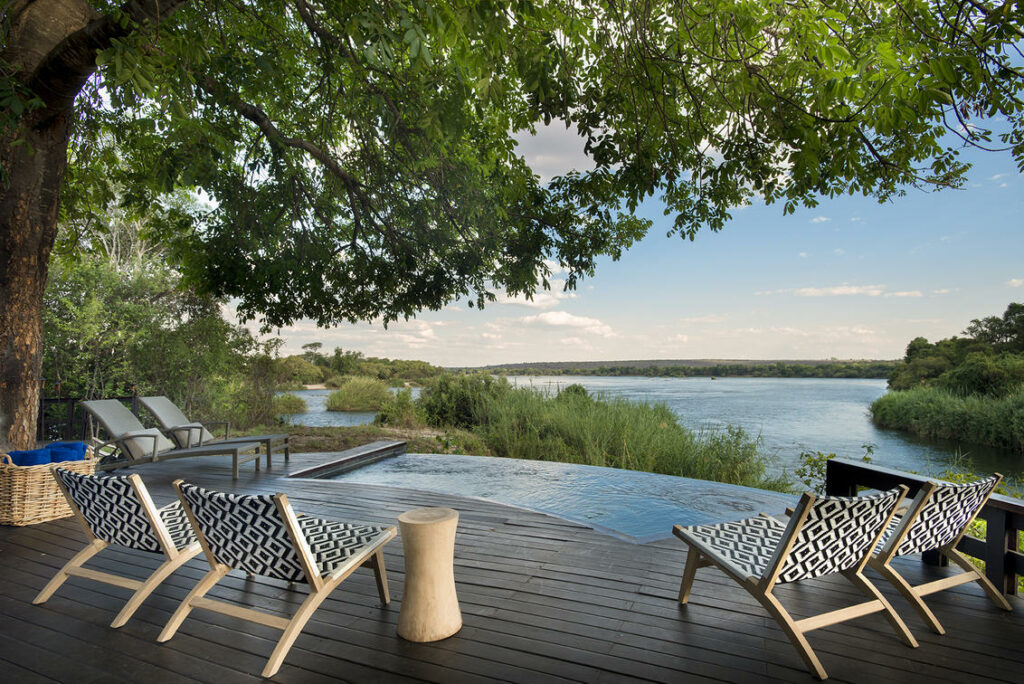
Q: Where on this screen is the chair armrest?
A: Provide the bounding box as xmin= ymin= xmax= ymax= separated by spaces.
xmin=167 ymin=423 xmax=206 ymax=446
xmin=120 ymin=430 xmax=162 ymax=460
xmin=204 ymin=420 xmax=230 ymax=440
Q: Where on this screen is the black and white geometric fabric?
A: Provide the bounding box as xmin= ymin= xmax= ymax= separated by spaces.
xmin=54 ymin=468 xmax=196 ymax=553
xmin=178 ymin=483 xmax=391 ymax=582
xmin=883 ymin=475 xmax=998 ymax=557
xmin=777 ymin=488 xmax=903 ymax=583
xmin=680 ymin=487 xmax=904 ymax=584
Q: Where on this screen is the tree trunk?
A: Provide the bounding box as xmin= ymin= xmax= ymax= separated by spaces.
xmin=0 ymin=114 xmax=70 ymax=450
xmin=1 ymin=0 xmax=188 ymax=450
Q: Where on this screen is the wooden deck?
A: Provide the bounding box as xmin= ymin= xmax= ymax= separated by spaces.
xmin=1 ymin=451 xmax=1022 ymax=683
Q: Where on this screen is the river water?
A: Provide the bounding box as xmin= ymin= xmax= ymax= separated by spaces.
xmin=283 ymin=377 xmax=1023 ymax=482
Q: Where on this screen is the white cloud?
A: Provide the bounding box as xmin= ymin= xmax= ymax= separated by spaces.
xmin=1008 ymin=278 xmax=1024 ymax=287
xmin=991 ymin=173 xmax=1007 ymax=181
xmin=798 ymin=251 xmax=808 ymax=258
xmin=678 ymin=314 xmax=727 ymax=324
xmin=495 ymin=280 xmax=578 ymax=309
xmin=793 ymin=284 xmax=886 ymax=297
xmin=850 ymin=217 xmax=863 ymax=223
xmin=521 ymin=311 xmax=615 ymax=337
xmin=883 ymin=291 xmax=923 ymax=298
xmin=833 ymin=248 xmax=845 ymax=256
xmin=931 ymin=288 xmax=955 ymax=295
xmin=514 ymin=123 xmax=593 ymax=183
xmin=811 ymin=216 xmax=831 ymax=224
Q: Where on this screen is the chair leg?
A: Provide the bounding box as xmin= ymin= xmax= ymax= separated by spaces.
xmin=369 ymin=550 xmax=390 ymax=605
xmin=757 ymin=591 xmax=828 ymax=680
xmin=110 ymin=546 xmax=200 ymax=628
xmin=842 ymin=570 xmax=918 ymax=648
xmin=678 ymin=549 xmax=702 ymax=605
xmin=945 ymin=548 xmax=1013 ymax=612
xmin=158 ymin=566 xmax=229 ymax=642
xmin=870 ymin=559 xmax=946 ymax=635
xmin=262 ymin=587 xmax=333 ymax=678
xmin=33 ymin=539 xmax=107 ymax=605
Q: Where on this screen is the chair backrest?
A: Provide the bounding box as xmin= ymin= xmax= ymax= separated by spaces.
xmin=139 ymin=396 xmax=215 ymax=447
xmin=891 ymin=475 xmax=1000 ymax=557
xmin=54 ymin=468 xmax=170 ymax=554
xmin=81 ymin=399 xmax=175 ymax=459
xmin=139 ymin=396 xmax=190 ymax=428
xmin=177 ymin=482 xmax=313 ymax=582
xmin=773 ymin=487 xmax=905 ymax=584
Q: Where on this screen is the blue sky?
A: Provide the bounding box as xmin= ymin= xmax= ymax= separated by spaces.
xmin=255 ymin=127 xmax=1023 ymax=367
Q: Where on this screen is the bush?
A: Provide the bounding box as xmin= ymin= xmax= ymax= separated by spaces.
xmin=419 ymin=374 xmax=512 ymax=429
xmin=325 ymin=377 xmax=390 ymax=411
xmin=273 ymin=393 xmax=307 ymax=415
xmin=938 ymin=352 xmax=1024 ymax=398
xmin=375 ymin=388 xmax=423 ymax=428
xmin=418 ymin=374 xmax=785 ymax=490
xmin=870 ymin=386 xmax=1024 ymax=452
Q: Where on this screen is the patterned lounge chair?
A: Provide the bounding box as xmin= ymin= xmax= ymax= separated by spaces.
xmin=138 ymin=395 xmax=290 ymax=466
xmin=81 ymin=399 xmax=264 ymax=479
xmin=158 ymin=481 xmax=396 ymax=678
xmin=869 ymin=474 xmax=1012 ymax=633
xmin=673 ymin=486 xmax=915 ymax=680
xmin=34 ymin=469 xmax=201 ymax=627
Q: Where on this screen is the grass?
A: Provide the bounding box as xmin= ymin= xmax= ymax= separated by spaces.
xmin=870 ymin=386 xmax=1024 ymax=452
xmin=272 ymin=393 xmax=306 ymax=415
xmin=416 ymin=374 xmax=788 ymax=491
xmin=325 ymin=377 xmax=390 ymax=411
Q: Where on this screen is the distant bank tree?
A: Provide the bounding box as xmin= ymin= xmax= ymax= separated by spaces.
xmin=3 ymin=1 xmax=1024 ymax=448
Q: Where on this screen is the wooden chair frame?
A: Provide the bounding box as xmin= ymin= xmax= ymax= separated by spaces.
xmin=868 ymin=475 xmax=1012 ymax=635
xmin=674 ymin=486 xmax=915 ymax=680
xmin=158 ymin=479 xmax=396 ymax=678
xmin=34 ymin=471 xmax=201 ymax=628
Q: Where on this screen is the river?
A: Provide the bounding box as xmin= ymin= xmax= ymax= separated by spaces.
xmin=282 ymin=377 xmax=1023 ymax=482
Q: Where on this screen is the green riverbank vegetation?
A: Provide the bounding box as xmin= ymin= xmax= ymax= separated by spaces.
xmin=325 ymin=377 xmax=391 ymax=411
xmin=376 ymin=374 xmax=789 ymax=491
xmin=870 ymin=303 xmax=1024 ymax=452
xmin=482 ymin=359 xmax=897 ymax=379
xmin=276 ymin=343 xmax=444 ymax=388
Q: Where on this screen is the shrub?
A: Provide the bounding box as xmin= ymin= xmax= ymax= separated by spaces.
xmin=272 ymin=393 xmax=307 ymax=415
xmin=375 ymin=388 xmax=423 ymax=428
xmin=418 ymin=374 xmax=785 ymax=490
xmin=938 ymin=352 xmax=1024 ymax=398
xmin=323 ymin=375 xmax=350 ymax=388
xmin=871 ymin=386 xmax=1024 ymax=452
xmin=325 ymin=377 xmax=390 ymax=411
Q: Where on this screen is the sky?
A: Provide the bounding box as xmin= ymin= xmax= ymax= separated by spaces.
xmin=237 ymin=126 xmax=1024 ymax=368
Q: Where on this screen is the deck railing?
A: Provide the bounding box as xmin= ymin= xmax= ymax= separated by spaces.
xmin=825 ymin=457 xmax=1024 ymax=596
xmin=37 ymin=393 xmax=141 ymax=442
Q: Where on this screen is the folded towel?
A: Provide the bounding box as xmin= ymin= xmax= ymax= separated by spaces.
xmin=49 ymin=447 xmax=85 ymax=463
xmin=7 ymin=449 xmax=53 ymax=467
xmin=48 ymin=441 xmax=88 ymax=456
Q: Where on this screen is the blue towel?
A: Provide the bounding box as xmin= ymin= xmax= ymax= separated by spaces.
xmin=49 ymin=447 xmax=85 ymax=463
xmin=7 ymin=449 xmax=52 ymax=467
xmin=48 ymin=441 xmax=88 ymax=456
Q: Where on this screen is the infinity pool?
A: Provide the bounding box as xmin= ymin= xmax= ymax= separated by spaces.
xmin=328 ymin=453 xmax=796 ymax=543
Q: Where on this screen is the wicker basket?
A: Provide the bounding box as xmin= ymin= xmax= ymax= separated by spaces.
xmin=0 ymin=448 xmax=96 ymax=526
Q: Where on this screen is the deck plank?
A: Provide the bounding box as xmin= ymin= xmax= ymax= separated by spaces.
xmin=1 ymin=451 xmax=1022 ymax=683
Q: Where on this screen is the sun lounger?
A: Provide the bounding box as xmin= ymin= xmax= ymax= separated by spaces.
xmin=81 ymin=399 xmax=264 ymax=478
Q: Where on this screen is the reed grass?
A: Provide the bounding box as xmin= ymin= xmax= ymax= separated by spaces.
xmin=272 ymin=393 xmax=307 ymax=415
xmin=325 ymin=377 xmax=390 ymax=411
xmin=419 ymin=375 xmax=787 ymax=490
xmin=870 ymin=386 xmax=1024 ymax=452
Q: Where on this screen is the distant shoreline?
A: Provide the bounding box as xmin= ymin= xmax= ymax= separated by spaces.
xmin=453 ymin=359 xmax=897 ymax=380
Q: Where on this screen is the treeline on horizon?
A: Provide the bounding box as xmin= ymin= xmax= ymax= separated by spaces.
xmin=486 ymin=360 xmax=898 ymax=379
xmin=871 ymin=303 xmax=1024 ymax=452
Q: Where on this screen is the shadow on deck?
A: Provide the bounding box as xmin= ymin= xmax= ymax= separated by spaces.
xmin=1 ymin=451 xmax=1021 ymax=683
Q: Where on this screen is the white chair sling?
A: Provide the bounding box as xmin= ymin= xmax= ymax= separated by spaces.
xmin=158 ymin=480 xmax=396 ymax=678
xmin=870 ymin=474 xmax=1012 ymax=633
xmin=34 ymin=469 xmax=201 ymax=627
xmin=674 ymin=486 xmax=914 ymax=680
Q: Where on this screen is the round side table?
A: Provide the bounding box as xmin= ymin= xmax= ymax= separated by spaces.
xmin=397 ymin=507 xmax=462 ymax=642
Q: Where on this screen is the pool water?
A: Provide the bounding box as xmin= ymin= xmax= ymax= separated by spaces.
xmin=328 ymin=453 xmax=797 ymax=543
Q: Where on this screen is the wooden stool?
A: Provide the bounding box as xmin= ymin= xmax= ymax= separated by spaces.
xmin=397 ymin=507 xmax=462 ymax=642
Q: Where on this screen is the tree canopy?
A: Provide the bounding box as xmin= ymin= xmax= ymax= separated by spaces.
xmin=41 ymin=0 xmax=1024 ymax=328
xmin=3 ymin=0 xmax=1024 ymax=448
